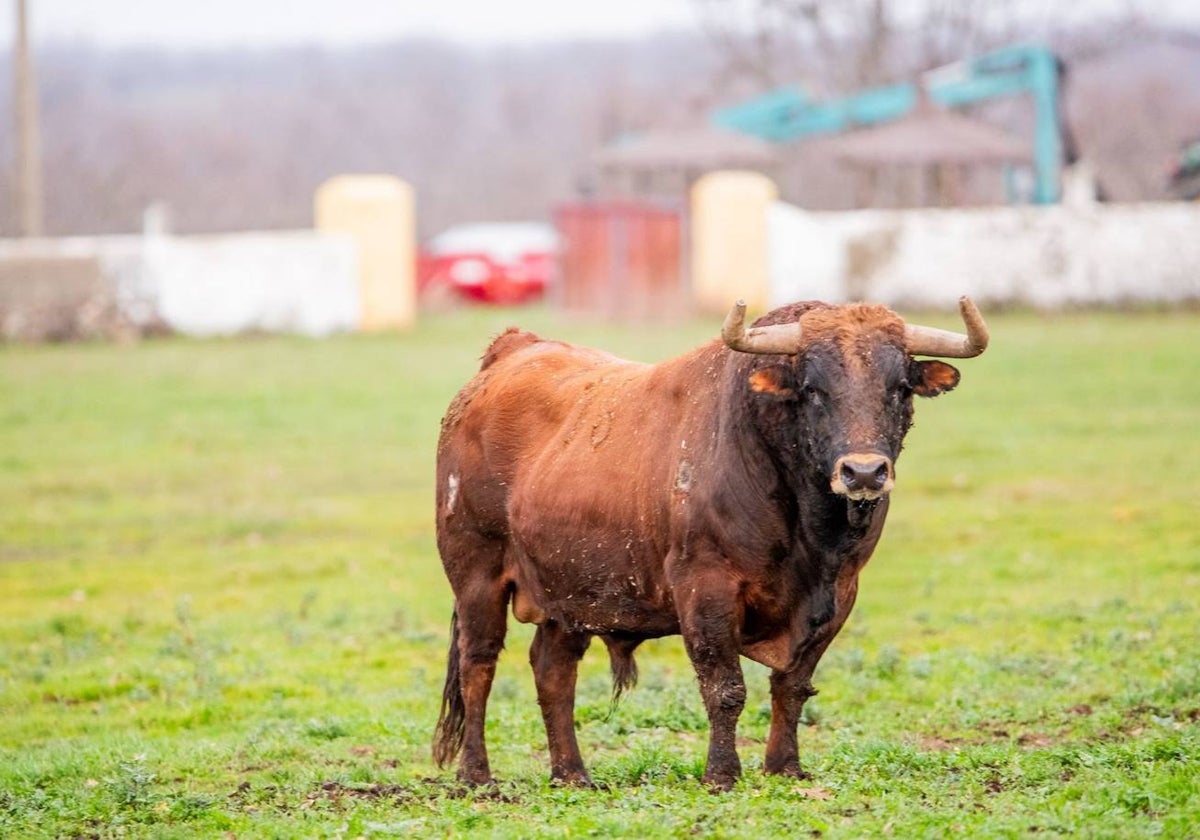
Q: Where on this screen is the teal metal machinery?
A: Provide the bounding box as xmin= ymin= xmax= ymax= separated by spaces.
xmin=712 ymin=44 xmax=1063 ymax=204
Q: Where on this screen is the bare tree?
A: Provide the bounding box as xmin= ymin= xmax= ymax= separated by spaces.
xmin=0 ymin=15 xmax=1192 ymax=236
xmin=693 ymin=0 xmax=1022 ymax=95
xmin=0 ymin=35 xmax=719 ymax=237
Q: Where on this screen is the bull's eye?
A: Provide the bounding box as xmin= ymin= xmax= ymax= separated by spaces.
xmin=886 ymin=383 xmax=912 ymax=410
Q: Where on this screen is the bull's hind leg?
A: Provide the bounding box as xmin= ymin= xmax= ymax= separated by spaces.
xmin=529 ymin=622 xmax=593 ymax=785
xmin=455 ymin=582 xmax=508 ymax=784
xmin=437 ymin=533 xmax=510 ymax=786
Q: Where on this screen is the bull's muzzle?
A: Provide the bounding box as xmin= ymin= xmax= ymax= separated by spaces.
xmin=831 ymin=453 xmax=894 ymax=501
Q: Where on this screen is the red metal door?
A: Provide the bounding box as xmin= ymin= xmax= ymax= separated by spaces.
xmin=554 ymin=202 xmax=686 ymax=319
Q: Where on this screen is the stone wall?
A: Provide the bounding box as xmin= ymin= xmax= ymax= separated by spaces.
xmin=0 ymin=231 xmax=358 ymax=340
xmin=767 ymin=201 xmax=1200 ymax=309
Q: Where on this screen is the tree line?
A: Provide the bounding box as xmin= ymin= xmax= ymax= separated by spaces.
xmin=1 ymin=14 xmax=1197 ymax=238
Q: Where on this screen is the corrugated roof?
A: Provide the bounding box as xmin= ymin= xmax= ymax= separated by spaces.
xmin=822 ymin=105 xmax=1032 ymax=166
xmin=594 ymin=127 xmax=777 ymax=170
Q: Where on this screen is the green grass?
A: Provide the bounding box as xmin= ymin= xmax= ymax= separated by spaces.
xmin=2 ymin=306 xmax=1198 ymax=838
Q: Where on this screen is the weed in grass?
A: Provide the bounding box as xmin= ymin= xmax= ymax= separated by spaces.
xmin=304 ymin=717 xmax=352 ymax=741
xmin=107 ymin=754 xmax=157 ymax=809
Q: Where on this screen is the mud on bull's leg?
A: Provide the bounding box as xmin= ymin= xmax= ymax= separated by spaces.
xmin=678 ymin=575 xmax=746 ymax=791
xmin=529 ymin=622 xmax=594 ymax=786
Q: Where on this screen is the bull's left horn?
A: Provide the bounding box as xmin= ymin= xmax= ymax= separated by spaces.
xmin=904 ymin=296 xmax=989 ymax=358
xmin=722 ymin=300 xmax=803 ymax=355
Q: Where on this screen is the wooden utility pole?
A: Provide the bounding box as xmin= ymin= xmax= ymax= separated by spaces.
xmin=13 ymin=0 xmax=44 ymax=236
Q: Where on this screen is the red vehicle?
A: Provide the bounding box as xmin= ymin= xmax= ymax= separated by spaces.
xmin=418 ymin=222 xmax=559 ymax=305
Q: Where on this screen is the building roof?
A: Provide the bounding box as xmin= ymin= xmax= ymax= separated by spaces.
xmin=594 ymin=127 xmax=778 ymax=171
xmin=821 ymin=105 xmax=1032 ymax=166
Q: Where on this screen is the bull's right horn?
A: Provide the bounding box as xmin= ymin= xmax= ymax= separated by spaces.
xmin=722 ymin=300 xmax=803 ymax=355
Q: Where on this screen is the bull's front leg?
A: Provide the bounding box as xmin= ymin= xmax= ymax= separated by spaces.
xmin=764 ymin=576 xmax=860 ymax=778
xmin=677 ymin=572 xmax=745 ymax=791
xmin=764 ymin=668 xmax=816 ymax=778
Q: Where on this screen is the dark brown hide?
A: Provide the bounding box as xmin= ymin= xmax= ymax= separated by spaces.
xmin=433 ymin=301 xmax=963 ymax=789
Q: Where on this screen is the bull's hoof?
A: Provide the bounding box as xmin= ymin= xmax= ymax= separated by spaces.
xmin=456 ymin=767 xmax=496 ymax=787
xmin=702 ymin=772 xmax=739 ymax=793
xmin=763 ymin=760 xmax=812 ymax=780
xmin=550 ymin=770 xmax=596 ymax=788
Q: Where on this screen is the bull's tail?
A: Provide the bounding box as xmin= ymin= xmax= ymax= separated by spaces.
xmin=432 ymin=608 xmax=465 ymax=768
xmin=604 ymin=636 xmax=640 ymax=712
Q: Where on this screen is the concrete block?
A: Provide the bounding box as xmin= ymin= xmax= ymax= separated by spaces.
xmin=690 ymin=171 xmax=778 ymax=314
xmin=315 ymin=175 xmax=416 ymax=331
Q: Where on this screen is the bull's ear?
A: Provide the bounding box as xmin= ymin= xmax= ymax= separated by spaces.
xmin=748 ymin=364 xmax=795 ymax=399
xmin=910 ymin=360 xmax=960 ymax=398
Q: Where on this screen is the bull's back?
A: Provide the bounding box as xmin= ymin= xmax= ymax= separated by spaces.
xmin=438 ymin=332 xmax=717 ymax=536
xmin=437 ymin=333 xmax=651 ymax=532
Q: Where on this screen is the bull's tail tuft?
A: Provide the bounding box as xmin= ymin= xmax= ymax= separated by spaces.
xmin=604 ymin=636 xmax=641 ymax=713
xmin=432 ymin=608 xmax=465 ymax=768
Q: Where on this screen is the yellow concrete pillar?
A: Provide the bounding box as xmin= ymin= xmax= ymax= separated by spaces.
xmin=314 ymin=175 xmax=416 ymax=331
xmin=690 ymin=171 xmax=778 ymax=314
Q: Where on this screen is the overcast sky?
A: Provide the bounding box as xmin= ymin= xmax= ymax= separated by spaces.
xmin=5 ymin=0 xmax=697 ymax=48
xmin=3 ymin=0 xmax=1199 ymax=49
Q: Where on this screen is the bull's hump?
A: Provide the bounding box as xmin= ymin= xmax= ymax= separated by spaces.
xmin=485 ymin=330 xmax=643 ymax=376
xmin=480 ymin=327 xmax=542 ymax=370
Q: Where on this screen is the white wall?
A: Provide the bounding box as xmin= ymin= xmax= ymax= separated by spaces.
xmin=141 ymin=231 xmax=359 ymax=336
xmin=0 ymin=230 xmax=359 ymax=337
xmin=767 ymin=201 xmax=1200 ymax=308
xmin=767 ymin=202 xmax=855 ymax=306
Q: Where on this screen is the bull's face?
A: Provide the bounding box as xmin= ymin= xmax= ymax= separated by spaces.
xmin=750 ymin=337 xmax=960 ymax=500
xmin=724 ymin=300 xmax=988 ymax=502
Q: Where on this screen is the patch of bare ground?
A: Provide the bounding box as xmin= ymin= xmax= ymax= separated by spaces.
xmin=919 ymin=701 xmax=1198 ymax=753
xmin=939 ymin=722 xmax=1064 ymax=750
xmin=300 ymin=781 xmax=417 ymax=809
xmin=1016 ymin=733 xmax=1056 ymax=749
xmin=917 ymin=713 xmax=1061 ymax=751
xmin=918 ymin=735 xmax=960 ymax=752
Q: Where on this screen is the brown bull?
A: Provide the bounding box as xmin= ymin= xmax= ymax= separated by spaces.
xmin=433 ymin=297 xmax=989 ymax=790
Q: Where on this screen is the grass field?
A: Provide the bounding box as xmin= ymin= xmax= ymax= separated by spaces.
xmin=2 ymin=306 xmax=1198 ymax=838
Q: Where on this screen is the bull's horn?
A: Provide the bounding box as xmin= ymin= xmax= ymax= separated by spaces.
xmin=722 ymin=300 xmax=803 ymax=355
xmin=904 ymin=296 xmax=989 ymax=358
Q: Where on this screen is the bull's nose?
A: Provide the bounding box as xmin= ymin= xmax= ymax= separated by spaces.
xmin=831 ymin=454 xmax=894 ymax=499
xmin=840 ymin=458 xmax=889 ymax=491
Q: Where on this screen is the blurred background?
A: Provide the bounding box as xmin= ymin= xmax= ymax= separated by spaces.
xmin=2 ymin=0 xmax=1199 ymax=336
